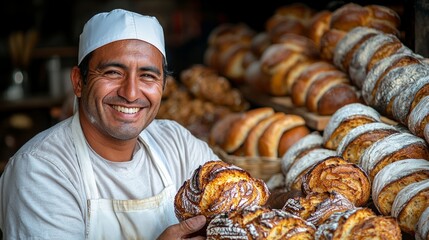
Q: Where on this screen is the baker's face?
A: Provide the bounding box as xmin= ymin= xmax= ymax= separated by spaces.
xmin=79 ymin=39 xmax=164 ymax=140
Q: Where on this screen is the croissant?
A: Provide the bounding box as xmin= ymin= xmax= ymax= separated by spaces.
xmin=174 ymin=160 xmax=270 ymax=222
xmin=206 ymin=205 xmax=316 ymax=239
xmin=302 ymin=156 xmax=371 ymax=207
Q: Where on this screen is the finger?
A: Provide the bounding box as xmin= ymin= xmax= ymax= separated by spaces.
xmin=181 ymin=215 xmax=206 ymax=233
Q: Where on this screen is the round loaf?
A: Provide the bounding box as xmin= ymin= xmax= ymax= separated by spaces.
xmin=278 ymin=125 xmax=311 ymax=158
xmin=322 ymin=103 xmax=381 ymax=150
xmin=285 ymin=148 xmax=337 ymax=191
xmin=302 ymin=155 xmax=371 ymax=207
xmin=359 ymin=132 xmax=429 ymax=181
xmin=372 ymin=158 xmax=429 ymax=216
xmin=391 ymin=179 xmax=429 ymax=235
xmin=174 ymin=160 xmax=270 ymax=222
xmin=336 ymin=122 xmax=400 ymax=164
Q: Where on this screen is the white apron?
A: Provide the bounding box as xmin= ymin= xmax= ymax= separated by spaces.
xmin=71 ymin=114 xmax=178 ymax=240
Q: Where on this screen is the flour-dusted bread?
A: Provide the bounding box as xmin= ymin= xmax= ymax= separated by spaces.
xmin=372 ymin=158 xmax=429 ymax=216
xmin=322 ymin=103 xmax=381 ymax=151
xmin=391 ymin=179 xmax=429 ymax=235
xmin=302 ymin=155 xmax=371 ymax=207
xmin=416 ymin=206 xmax=429 ymax=240
xmin=336 ymin=122 xmax=400 ymax=164
xmin=359 ymin=132 xmax=429 ymax=181
xmin=408 ymin=95 xmax=429 ymax=138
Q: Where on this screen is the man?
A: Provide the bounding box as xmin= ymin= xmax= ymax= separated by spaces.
xmin=0 ymin=9 xmax=219 ymax=239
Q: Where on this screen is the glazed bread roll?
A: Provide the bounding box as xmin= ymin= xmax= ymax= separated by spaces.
xmin=258 ymin=114 xmax=309 ymax=158
xmin=391 ymin=179 xmax=429 ymax=235
xmin=359 ymin=132 xmax=429 ymax=181
xmin=336 ymin=122 xmax=400 ymax=164
xmin=319 ymin=28 xmax=347 ymax=61
xmin=282 ymin=191 xmax=355 ymax=226
xmin=302 ymin=156 xmax=371 ymax=207
xmin=322 ymin=103 xmax=381 ymax=151
xmin=281 ymin=132 xmax=323 ymax=174
xmin=371 ymin=158 xmax=429 ymax=216
xmin=315 ymin=207 xmax=402 ymax=240
xmin=174 ymin=160 xmax=270 ymax=222
xmin=206 ymin=205 xmax=316 ymax=239
xmin=285 ymin=148 xmax=337 ymax=191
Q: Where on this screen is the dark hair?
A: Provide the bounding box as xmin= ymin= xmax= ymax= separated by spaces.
xmin=78 ymin=52 xmax=171 ymax=88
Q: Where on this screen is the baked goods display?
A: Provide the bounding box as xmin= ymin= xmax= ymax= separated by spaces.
xmin=174 ymin=160 xmax=270 ymax=223
xmin=302 ymin=156 xmax=371 ymax=207
xmin=315 ymin=207 xmax=402 ymax=240
xmin=206 ymin=205 xmax=316 ymax=239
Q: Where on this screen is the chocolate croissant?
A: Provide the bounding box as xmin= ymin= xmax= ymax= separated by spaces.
xmin=206 ymin=205 xmax=316 ymax=239
xmin=174 ymin=160 xmax=270 ymax=222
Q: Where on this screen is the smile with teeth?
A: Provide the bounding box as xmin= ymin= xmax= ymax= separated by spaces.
xmin=112 ymin=105 xmax=140 ymax=114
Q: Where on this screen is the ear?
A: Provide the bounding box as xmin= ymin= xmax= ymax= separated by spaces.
xmin=71 ymin=66 xmax=83 ymax=98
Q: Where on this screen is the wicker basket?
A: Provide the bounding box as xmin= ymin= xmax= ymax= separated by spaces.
xmin=213 ymin=146 xmax=282 ymax=182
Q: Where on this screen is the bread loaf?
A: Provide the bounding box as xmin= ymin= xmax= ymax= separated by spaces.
xmin=302 ymin=156 xmax=371 ymax=207
xmin=322 ymin=103 xmax=381 ymax=150
xmin=319 ymin=28 xmax=347 ymax=61
xmin=391 ymin=179 xmax=429 ymax=235
xmin=174 ymin=160 xmax=270 ymax=222
xmin=307 ymin=10 xmax=332 ymax=51
xmin=285 ymin=148 xmax=337 ymax=191
xmin=408 ymin=95 xmax=429 ymax=138
xmin=336 ymin=122 xmax=400 ymax=164
xmin=359 ymin=132 xmax=429 ymax=181
xmin=416 ymin=206 xmax=429 ymax=240
xmin=371 ymin=158 xmax=429 ymax=216
xmin=281 ymin=132 xmax=323 ymax=174
xmin=206 ymin=205 xmax=316 ymax=239
xmin=348 ymin=215 xmax=402 ymax=240
xmin=282 ymin=191 xmax=355 ymax=226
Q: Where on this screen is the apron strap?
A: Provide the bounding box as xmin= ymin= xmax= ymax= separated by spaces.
xmin=72 ymin=113 xmax=100 ymax=199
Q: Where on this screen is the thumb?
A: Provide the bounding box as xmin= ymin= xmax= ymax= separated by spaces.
xmin=180 ymin=215 xmax=206 ymax=234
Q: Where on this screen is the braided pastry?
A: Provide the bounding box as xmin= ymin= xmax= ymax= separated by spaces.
xmin=174 ymin=160 xmax=270 ymax=222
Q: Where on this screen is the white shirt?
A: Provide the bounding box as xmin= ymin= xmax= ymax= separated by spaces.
xmin=0 ymin=116 xmax=218 ymax=239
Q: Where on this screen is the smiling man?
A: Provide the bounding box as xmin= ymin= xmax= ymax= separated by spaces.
xmin=0 ymin=9 xmax=219 ymax=239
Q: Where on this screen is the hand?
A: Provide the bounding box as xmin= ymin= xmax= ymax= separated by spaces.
xmin=157 ymin=215 xmax=207 ymax=240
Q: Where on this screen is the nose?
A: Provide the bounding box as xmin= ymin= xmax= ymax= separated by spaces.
xmin=118 ymin=74 xmax=139 ymax=102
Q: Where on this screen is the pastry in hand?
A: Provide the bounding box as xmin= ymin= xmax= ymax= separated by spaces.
xmin=174 ymin=160 xmax=270 ymax=222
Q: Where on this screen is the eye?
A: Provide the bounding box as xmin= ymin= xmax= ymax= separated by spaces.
xmin=104 ymin=70 xmax=123 ymax=78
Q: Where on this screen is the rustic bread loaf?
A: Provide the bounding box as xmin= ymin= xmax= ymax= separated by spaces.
xmin=359 ymin=132 xmax=429 ymax=181
xmin=408 ymin=95 xmax=429 ymax=138
xmin=391 ymin=179 xmax=429 ymax=235
xmin=302 ymin=156 xmax=371 ymax=207
xmin=206 ymin=205 xmax=316 ymax=239
xmin=371 ymin=158 xmax=429 ymax=216
xmin=336 ymin=122 xmax=400 ymax=164
xmin=307 ymin=10 xmax=332 ymax=51
xmin=285 ymin=148 xmax=337 ymax=192
xmin=174 ymin=160 xmax=270 ymax=222
xmin=416 ymin=206 xmax=429 ymax=240
xmin=322 ymin=103 xmax=381 ymax=151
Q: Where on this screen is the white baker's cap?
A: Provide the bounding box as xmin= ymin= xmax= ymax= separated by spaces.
xmin=78 ymin=9 xmax=166 ymax=65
